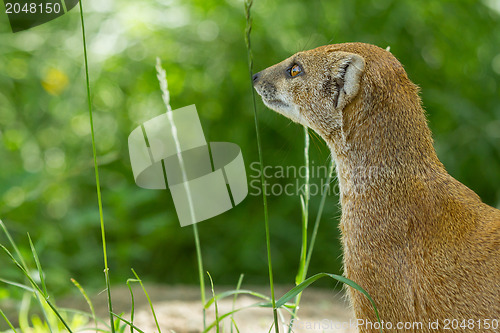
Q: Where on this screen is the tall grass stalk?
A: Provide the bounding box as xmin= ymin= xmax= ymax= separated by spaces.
xmin=287 ymin=126 xmax=311 ymax=331
xmin=207 ymin=273 xmax=220 ymax=333
xmin=155 ymin=58 xmax=206 ymax=329
xmin=287 ymin=159 xmax=335 ymax=332
xmin=78 ymin=1 xmax=115 ymax=331
xmin=126 ymin=278 xmax=137 ymax=333
xmin=131 ymin=269 xmax=161 ymax=333
xmin=304 ymin=160 xmax=335 ymax=273
xmin=297 ymin=129 xmax=311 ymax=282
xmin=243 ymin=0 xmax=279 ymax=332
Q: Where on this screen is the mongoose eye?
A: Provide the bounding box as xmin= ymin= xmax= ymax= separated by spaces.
xmin=288 ymin=64 xmax=302 ymax=77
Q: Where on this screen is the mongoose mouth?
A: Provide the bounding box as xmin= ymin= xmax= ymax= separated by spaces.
xmin=262 ymin=98 xmax=290 ymax=111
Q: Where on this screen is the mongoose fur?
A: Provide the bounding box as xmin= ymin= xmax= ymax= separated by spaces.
xmin=253 ymin=42 xmax=500 ymax=332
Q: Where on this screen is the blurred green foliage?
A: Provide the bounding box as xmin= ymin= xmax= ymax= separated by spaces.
xmin=0 ymin=0 xmax=499 ymax=304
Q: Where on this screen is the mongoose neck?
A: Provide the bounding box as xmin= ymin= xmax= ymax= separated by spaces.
xmin=328 ymin=90 xmax=446 ymax=198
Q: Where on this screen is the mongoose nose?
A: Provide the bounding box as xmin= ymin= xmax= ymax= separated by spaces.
xmin=252 ymin=72 xmax=260 ymax=85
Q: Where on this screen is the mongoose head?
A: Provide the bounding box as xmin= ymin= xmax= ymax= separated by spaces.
xmin=253 ymin=43 xmax=433 ymax=161
xmin=253 ymin=44 xmax=366 ymax=138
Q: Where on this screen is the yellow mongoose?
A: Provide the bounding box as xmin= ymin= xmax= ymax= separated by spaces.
xmin=253 ymin=42 xmax=500 ymax=332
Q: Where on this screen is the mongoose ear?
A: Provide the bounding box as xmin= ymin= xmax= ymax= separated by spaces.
xmin=337 ymin=54 xmax=365 ymax=109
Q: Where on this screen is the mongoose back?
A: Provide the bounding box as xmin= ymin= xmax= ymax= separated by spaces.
xmin=253 ymin=42 xmax=500 ymax=332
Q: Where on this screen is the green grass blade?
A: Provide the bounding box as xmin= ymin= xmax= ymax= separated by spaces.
xmin=276 ymin=273 xmax=349 ymax=307
xmin=304 ymin=160 xmax=334 ymax=273
xmin=1 ymin=244 xmax=41 ymax=293
xmin=59 ymin=308 xmax=110 ymax=329
xmin=192 ymin=223 xmax=206 ymax=329
xmin=33 ymin=292 xmax=55 ymax=333
xmin=0 ymin=278 xmax=35 ymax=292
xmin=1 ymin=221 xmax=56 ymax=332
xmin=275 ymin=273 xmax=382 ymax=333
xmin=202 ymin=302 xmax=269 ymax=333
xmin=27 ymin=234 xmax=47 ymax=296
xmin=295 ymin=126 xmax=310 ymax=286
xmin=230 ymin=274 xmax=244 ymax=333
xmin=230 ymin=317 xmax=241 ymax=333
xmin=207 ymin=272 xmax=220 ymax=333
xmin=43 ymin=297 xmax=74 ymax=332
xmin=27 ymin=234 xmax=55 ymax=333
xmin=74 ymin=328 xmax=115 ymax=333
xmin=110 ymin=313 xmax=146 ymax=333
xmin=131 ymin=269 xmax=161 ymax=333
xmin=243 ymin=0 xmax=280 ymax=331
xmin=0 ymin=244 xmax=74 ymax=332
xmin=295 ymin=194 xmax=307 ymax=286
xmin=287 ymin=127 xmax=311 ymax=333
xmin=288 ymin=159 xmax=335 ymax=332
xmin=126 ymin=278 xmax=139 ymax=333
xmin=18 ymin=292 xmax=31 ymax=332
xmin=114 ymin=312 xmax=124 ymax=332
xmin=0 ymin=308 xmax=19 ymax=333
xmin=204 ymin=289 xmax=270 ymax=309
xmin=77 ymin=1 xmax=115 ymax=332
xmin=71 ymin=278 xmax=98 ymax=333
xmin=0 ymin=219 xmax=29 ymax=270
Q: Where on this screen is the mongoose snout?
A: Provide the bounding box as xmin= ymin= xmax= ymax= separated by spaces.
xmin=254 ymin=42 xmax=499 ymax=332
xmin=254 ymin=80 xmax=280 ymax=106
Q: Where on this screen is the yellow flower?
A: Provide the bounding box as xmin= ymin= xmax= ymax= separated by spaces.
xmin=41 ymin=68 xmax=69 ymax=96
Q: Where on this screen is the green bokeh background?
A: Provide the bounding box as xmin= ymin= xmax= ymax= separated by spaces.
xmin=0 ymin=0 xmax=499 ymax=305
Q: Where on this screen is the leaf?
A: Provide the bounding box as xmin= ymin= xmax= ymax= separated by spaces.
xmin=275 ymin=273 xmax=383 ymax=333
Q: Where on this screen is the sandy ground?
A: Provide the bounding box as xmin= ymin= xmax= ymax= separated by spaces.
xmin=59 ymin=285 xmax=356 ymax=333
xmin=2 ymin=285 xmax=356 ymax=332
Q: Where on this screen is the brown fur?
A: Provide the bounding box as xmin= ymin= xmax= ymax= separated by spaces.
xmin=253 ymin=42 xmax=500 ymax=332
